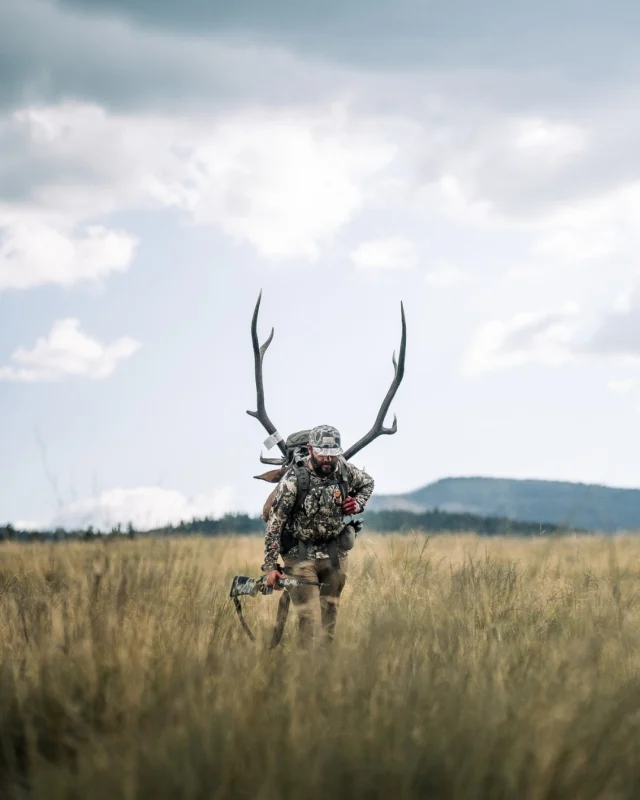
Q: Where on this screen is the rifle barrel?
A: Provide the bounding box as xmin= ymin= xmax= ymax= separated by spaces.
xmin=278 ymin=578 xmax=323 ymax=588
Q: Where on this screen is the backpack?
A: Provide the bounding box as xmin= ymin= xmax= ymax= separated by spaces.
xmin=283 ymin=430 xmax=312 ymax=467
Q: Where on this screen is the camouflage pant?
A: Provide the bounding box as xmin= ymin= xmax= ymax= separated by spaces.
xmin=283 ymin=554 xmax=348 ymax=646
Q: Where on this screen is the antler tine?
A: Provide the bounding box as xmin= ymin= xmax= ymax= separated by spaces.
xmin=260 ymin=327 xmax=274 ymax=359
xmin=260 ymin=454 xmax=285 ymax=465
xmin=246 ymin=291 xmax=288 ymax=458
xmin=343 ymin=301 xmax=406 ymax=461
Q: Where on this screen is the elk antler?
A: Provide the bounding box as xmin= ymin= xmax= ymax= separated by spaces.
xmin=260 ymin=454 xmax=285 ymax=465
xmin=343 ymin=302 xmax=407 ymax=461
xmin=246 ymin=291 xmax=287 ymax=459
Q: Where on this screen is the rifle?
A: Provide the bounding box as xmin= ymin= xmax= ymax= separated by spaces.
xmin=229 ymin=572 xmax=323 ymax=647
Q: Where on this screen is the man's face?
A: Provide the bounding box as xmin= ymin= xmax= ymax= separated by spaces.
xmin=308 ymin=445 xmax=338 ymax=475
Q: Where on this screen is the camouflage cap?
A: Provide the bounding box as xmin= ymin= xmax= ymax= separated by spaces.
xmin=309 ymin=425 xmax=343 ymax=456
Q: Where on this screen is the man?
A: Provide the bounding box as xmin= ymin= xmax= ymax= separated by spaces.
xmin=262 ymin=424 xmax=374 ymax=645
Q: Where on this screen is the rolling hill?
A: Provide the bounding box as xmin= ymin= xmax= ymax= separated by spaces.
xmin=366 ymin=477 xmax=640 ymax=532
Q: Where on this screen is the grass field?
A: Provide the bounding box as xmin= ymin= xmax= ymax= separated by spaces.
xmin=2 ymin=532 xmax=640 ymax=799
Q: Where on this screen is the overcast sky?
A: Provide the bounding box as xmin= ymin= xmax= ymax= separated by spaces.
xmin=3 ymin=0 xmax=640 ymax=530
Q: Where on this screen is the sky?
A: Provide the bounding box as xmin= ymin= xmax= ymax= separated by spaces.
xmin=3 ymin=0 xmax=640 ymax=530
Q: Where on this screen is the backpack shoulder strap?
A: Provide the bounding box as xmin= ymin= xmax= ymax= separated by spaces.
xmin=291 ymin=463 xmax=310 ymax=516
xmin=338 ymin=457 xmax=350 ymax=500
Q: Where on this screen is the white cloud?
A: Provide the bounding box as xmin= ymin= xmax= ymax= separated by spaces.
xmin=612 ymin=288 xmax=635 ymax=315
xmin=350 ymin=235 xmax=417 ymax=270
xmin=424 ymin=259 xmax=467 ymax=286
xmin=532 ymin=182 xmax=640 ymax=266
xmin=411 ymin=110 xmax=590 ymax=230
xmin=585 ymin=280 xmax=640 ymax=359
xmin=4 ymin=98 xmax=638 ymax=286
xmin=408 ymin=105 xmax=640 ymax=275
xmin=0 ymin=318 xmax=140 ymax=382
xmin=424 ymin=174 xmax=495 ymax=228
xmin=512 ymin=117 xmax=587 ymax=161
xmin=607 ymin=378 xmax=639 ymax=395
xmin=533 ymin=219 xmax=621 ymax=265
xmin=465 ymin=281 xmax=640 ymax=376
xmin=11 ymin=519 xmax=42 ymax=531
xmin=0 ymin=219 xmax=137 ymax=291
xmin=156 ymin=107 xmax=398 ymax=261
xmin=464 ymin=302 xmax=581 ymax=375
xmin=0 ymin=101 xmax=398 ymax=273
xmin=505 ymin=264 xmax=540 ymax=282
xmin=48 ymin=485 xmax=235 ymax=531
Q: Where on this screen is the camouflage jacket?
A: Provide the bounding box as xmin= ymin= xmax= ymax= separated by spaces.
xmin=262 ymin=458 xmax=375 ymax=572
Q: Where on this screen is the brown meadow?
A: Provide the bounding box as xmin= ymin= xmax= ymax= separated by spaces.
xmin=1 ymin=532 xmax=640 ymax=799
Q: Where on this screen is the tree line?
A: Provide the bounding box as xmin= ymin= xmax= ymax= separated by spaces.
xmin=0 ymin=508 xmax=571 ymax=542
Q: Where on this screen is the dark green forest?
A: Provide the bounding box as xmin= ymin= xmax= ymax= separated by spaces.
xmin=0 ymin=507 xmax=569 ymax=543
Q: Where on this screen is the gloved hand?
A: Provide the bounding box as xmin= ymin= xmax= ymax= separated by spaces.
xmin=342 ymin=497 xmax=360 ymax=515
xmin=266 ymin=568 xmax=285 ymax=589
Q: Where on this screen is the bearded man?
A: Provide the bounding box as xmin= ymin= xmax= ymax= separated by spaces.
xmin=261 ymin=424 xmax=374 ymax=645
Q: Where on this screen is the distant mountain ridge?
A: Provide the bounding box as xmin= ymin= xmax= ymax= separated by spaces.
xmin=366 ymin=477 xmax=640 ymax=532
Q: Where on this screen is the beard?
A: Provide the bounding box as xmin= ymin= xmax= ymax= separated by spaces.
xmin=309 ymin=452 xmax=337 ymax=476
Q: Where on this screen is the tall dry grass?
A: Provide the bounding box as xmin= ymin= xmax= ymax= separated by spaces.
xmin=1 ymin=533 xmax=640 ymax=798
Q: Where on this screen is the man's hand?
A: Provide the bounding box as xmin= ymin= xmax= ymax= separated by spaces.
xmin=266 ymin=568 xmax=285 ymax=590
xmin=342 ymin=496 xmax=360 ymax=515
